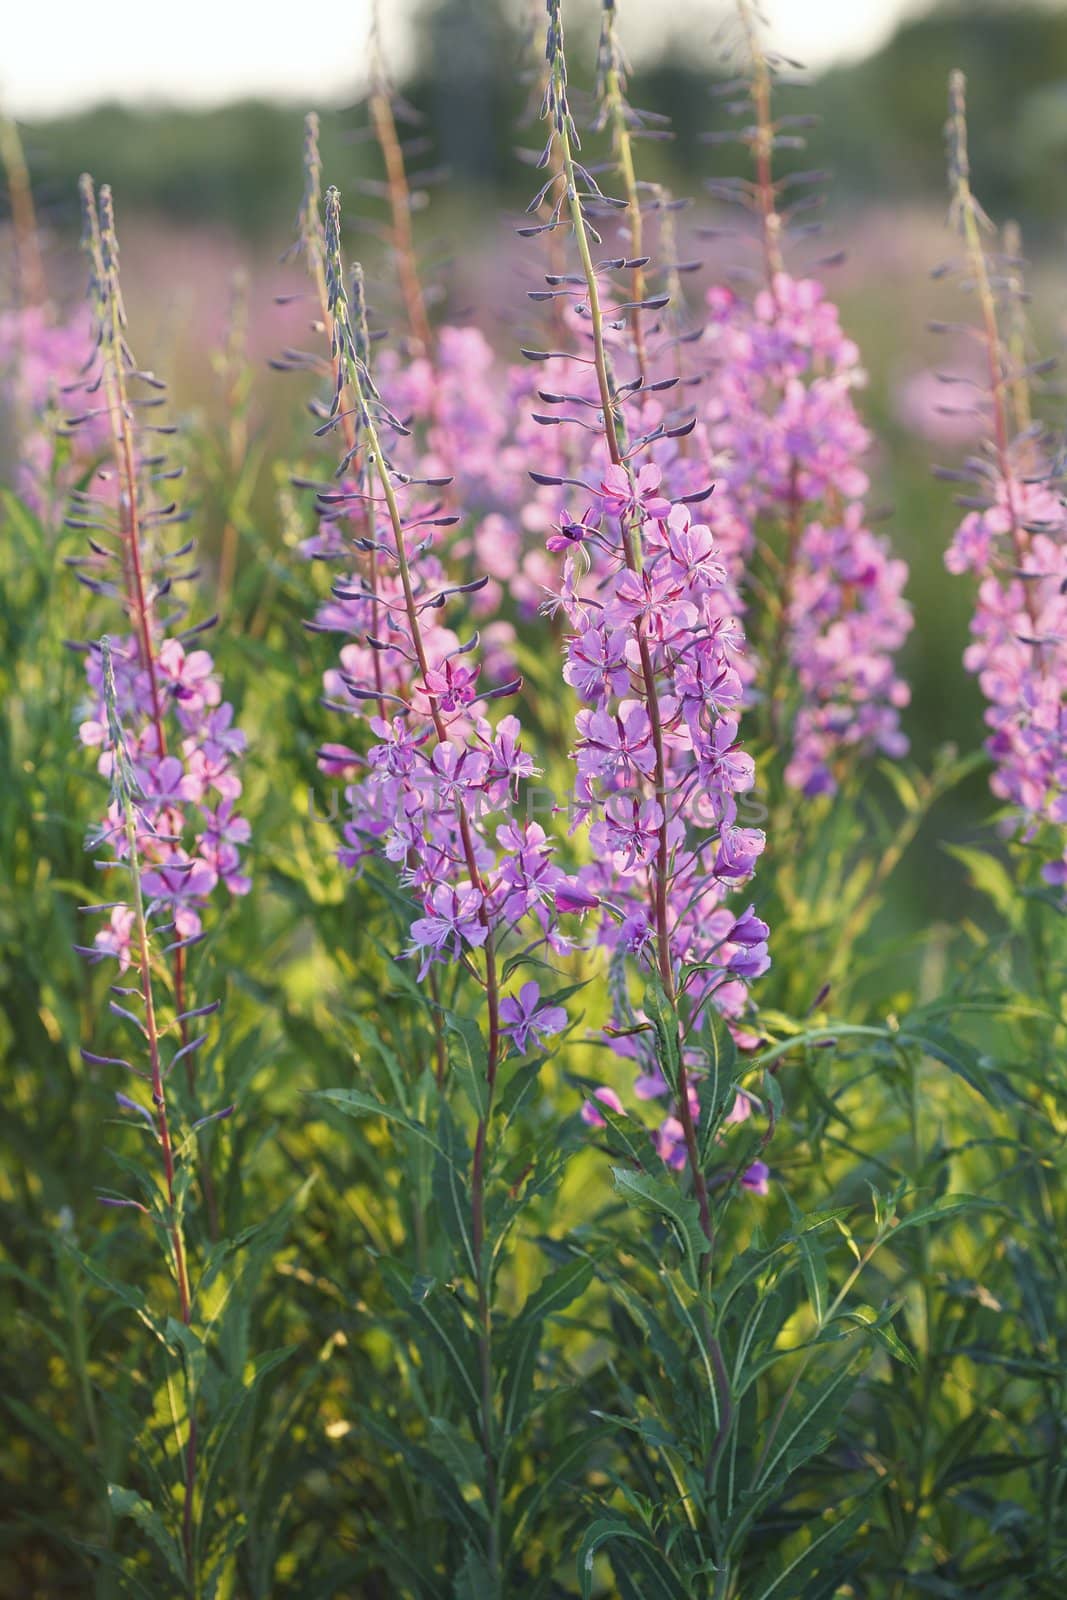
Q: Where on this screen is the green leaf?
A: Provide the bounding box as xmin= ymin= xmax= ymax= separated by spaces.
xmin=592 ymin=1098 xmax=656 ymax=1169
xmin=108 ymin=1485 xmax=187 ymax=1586
xmin=426 ymin=1417 xmax=488 ymax=1517
xmin=445 ymin=1010 xmax=490 ymax=1118
xmin=696 ymin=1014 xmax=739 ymax=1164
xmin=785 ymin=1195 xmax=829 ymax=1324
xmin=202 ymin=1514 xmax=250 ymax=1600
xmin=311 ymin=1088 xmax=449 ymax=1160
xmin=501 ymin=1257 xmax=595 ymax=1434
xmin=898 ymin=1023 xmax=1024 ymax=1108
xmin=611 ymin=1167 xmax=707 ymax=1290
xmin=892 ymin=1194 xmax=1005 ymax=1235
xmin=455 ymin=1543 xmax=497 ymax=1600
xmin=838 ymin=1305 xmax=918 ymax=1369
xmin=64 ymin=1245 xmax=164 ymax=1341
xmin=380 ymin=1260 xmax=483 ymax=1424
xmin=752 ymin=1360 xmax=858 ymax=1494
xmin=433 ymin=1102 xmax=476 ymax=1276
xmin=516 ymin=1256 xmax=595 ymax=1328
xmin=509 ymin=1423 xmax=608 ymax=1548
xmin=345 ymin=1009 xmax=408 ymax=1106
xmin=495 ymin=1058 xmax=543 ymax=1130
xmin=578 ymin=1516 xmax=689 ymax=1600
xmin=195 ymin=1347 xmax=296 ymax=1568
xmin=164 ymin=1316 xmax=208 ymax=1398
xmin=500 ymin=1313 xmax=542 ymax=1437
xmin=360 ymin=1411 xmax=485 ymax=1542
xmin=642 ymin=972 xmax=682 ymax=1095
xmin=943 ymin=843 xmax=1018 ymax=922
xmin=751 ymin=1495 xmax=873 ymax=1599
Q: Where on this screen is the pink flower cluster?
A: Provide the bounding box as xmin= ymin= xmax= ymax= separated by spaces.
xmin=373 ymin=329 xmax=565 ymax=641
xmin=552 ymin=462 xmax=769 ymax=1047
xmin=70 ymin=178 xmax=250 ymax=968
xmin=946 ymin=472 xmax=1067 ymax=885
xmin=703 ymin=274 xmax=912 ymax=794
xmin=0 ymin=304 xmax=108 ymax=515
xmin=317 ymin=491 xmax=570 ymax=1048
xmin=311 ymin=187 xmax=569 ymax=1057
xmin=80 ymin=637 xmax=250 ymax=966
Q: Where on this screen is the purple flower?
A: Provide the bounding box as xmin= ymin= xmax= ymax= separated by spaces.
xmin=730 ymin=905 xmax=770 ymax=947
xmin=714 ymin=827 xmax=766 ymax=883
xmin=741 ymin=1160 xmax=771 ymax=1196
xmin=702 ymin=273 xmax=912 ymax=792
xmin=580 ymin=1084 xmax=625 ymax=1127
xmin=499 ymin=981 xmax=567 ymax=1054
xmin=547 ymin=508 xmax=596 ymax=554
xmin=407 ymin=883 xmax=488 ymax=977
xmin=942 ymin=471 xmax=1067 ymax=881
xmin=563 ymin=620 xmax=631 ymax=706
xmin=91 ymin=905 xmax=136 ymax=969
xmin=554 ymin=877 xmax=601 ymax=915
xmin=599 ymin=461 xmax=671 ymax=522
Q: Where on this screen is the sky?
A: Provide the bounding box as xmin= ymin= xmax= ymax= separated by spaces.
xmin=2 ymin=0 xmax=925 ymax=119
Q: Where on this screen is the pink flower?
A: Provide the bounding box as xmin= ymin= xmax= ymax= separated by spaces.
xmin=741 ymin=1160 xmax=770 ymax=1195
xmin=423 ymin=657 xmax=480 ymax=713
xmin=92 ymin=906 xmax=136 ymax=969
xmin=714 ymin=827 xmax=766 ymax=883
xmin=500 ymin=981 xmax=568 ymax=1054
xmin=554 ymin=877 xmax=601 ymax=915
xmin=407 ymin=883 xmax=488 ymax=976
xmin=599 ymin=462 xmax=671 ymax=521
xmin=580 ymin=1085 xmax=625 ymax=1127
xmin=157 ymin=640 xmax=219 ymax=711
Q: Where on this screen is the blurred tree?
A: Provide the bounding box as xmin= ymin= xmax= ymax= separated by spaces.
xmin=2 ymin=2 xmax=1065 ymax=242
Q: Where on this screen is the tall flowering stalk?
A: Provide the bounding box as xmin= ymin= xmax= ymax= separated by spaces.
xmin=71 ymin=179 xmax=249 ymax=1236
xmin=937 ymin=72 xmax=1067 ymax=884
xmin=63 ymin=181 xmax=270 ymax=1597
xmin=310 ymin=183 xmax=576 ymax=1581
xmin=699 ymin=1 xmax=912 ymax=796
xmin=80 ymin=638 xmax=206 ymax=1583
xmin=529 ymin=2 xmax=768 ymax=1206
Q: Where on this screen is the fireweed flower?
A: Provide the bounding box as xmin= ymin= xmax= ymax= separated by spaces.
xmin=68 ymin=179 xmax=249 ymax=1081
xmin=937 ymin=75 xmax=1067 ymax=887
xmin=500 ymin=981 xmax=568 ymax=1054
xmin=76 ymin=638 xmax=213 ymax=1577
xmin=580 ymin=1084 xmax=626 ymax=1129
xmin=0 ymin=120 xmax=110 ymax=516
xmin=530 ymin=1 xmax=769 ymax=1196
xmin=309 ymin=186 xmax=569 ymax=1047
xmin=696 ymin=6 xmax=912 ymax=797
xmin=0 ymin=304 xmax=110 ymax=515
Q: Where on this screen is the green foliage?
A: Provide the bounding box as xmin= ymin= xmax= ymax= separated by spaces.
xmin=5 ymin=32 xmax=1067 ymax=1594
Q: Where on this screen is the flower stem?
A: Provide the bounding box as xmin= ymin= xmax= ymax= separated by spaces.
xmin=948 ymin=74 xmax=1037 ymax=618
xmin=326 ymin=188 xmax=503 ymax=1576
xmin=369 ymin=42 xmax=432 ymax=355
xmin=737 ymin=1 xmax=784 ymax=289
xmin=106 ymin=642 xmax=197 ymax=1587
xmin=86 ymin=179 xmax=219 ymax=1236
xmin=598 ymin=7 xmax=649 ymax=382
xmin=553 ymin=64 xmax=714 ymax=1244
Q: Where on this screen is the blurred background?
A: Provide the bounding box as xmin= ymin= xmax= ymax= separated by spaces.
xmin=3 ymin=0 xmax=1067 ymax=924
